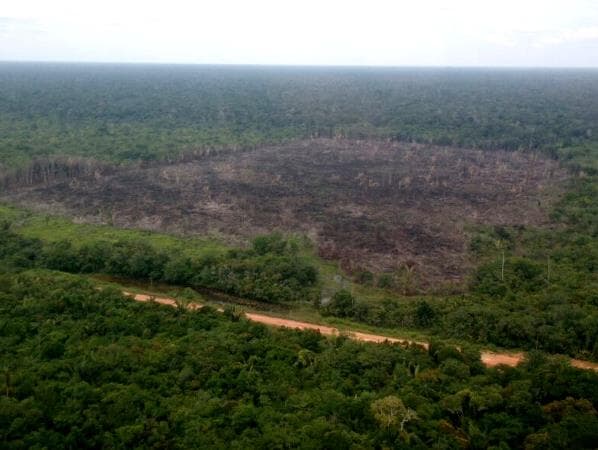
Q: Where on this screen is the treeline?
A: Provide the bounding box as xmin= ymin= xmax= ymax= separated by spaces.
xmin=2 ymin=208 xmax=597 ymax=358
xmin=0 ymin=156 xmax=112 ymax=189
xmin=324 ymin=242 xmax=597 ymax=359
xmin=2 ymin=270 xmax=598 ymax=448
xmin=0 ymin=226 xmax=318 ymax=304
xmin=328 ymin=142 xmax=598 ymax=359
xmin=323 ymin=189 xmax=598 ymax=360
xmin=322 ymin=284 xmax=598 ymax=360
xmin=1 ymin=63 xmax=597 ymax=167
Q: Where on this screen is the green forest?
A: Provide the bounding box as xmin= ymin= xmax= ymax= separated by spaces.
xmin=1 ymin=63 xmax=597 ymax=448
xmin=1 ymin=64 xmax=597 ymax=167
xmin=2 ymin=270 xmax=598 ymax=449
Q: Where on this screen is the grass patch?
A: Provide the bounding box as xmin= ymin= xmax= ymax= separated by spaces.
xmin=0 ymin=203 xmax=228 ymax=259
xmin=0 ymin=202 xmax=443 ymax=309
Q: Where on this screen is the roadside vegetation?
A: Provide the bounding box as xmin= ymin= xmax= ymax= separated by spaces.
xmin=0 ymin=220 xmax=317 ymax=305
xmin=1 ymin=64 xmax=597 ymax=448
xmin=2 ymin=270 xmax=598 ymax=449
xmin=1 ymin=174 xmax=597 ymax=361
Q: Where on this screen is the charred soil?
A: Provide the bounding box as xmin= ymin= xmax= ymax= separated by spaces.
xmin=2 ymin=139 xmax=568 ymax=290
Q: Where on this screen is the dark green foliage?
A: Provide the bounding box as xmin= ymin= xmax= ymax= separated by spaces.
xmin=0 ymin=224 xmax=42 ymax=271
xmin=377 ymin=273 xmax=394 ymax=289
xmin=1 ymin=271 xmax=598 ymax=448
xmin=0 ymin=226 xmax=318 ymax=304
xmin=1 ymin=64 xmax=598 ymax=168
xmin=251 ymin=233 xmax=290 ymax=256
xmin=415 ymin=301 xmax=436 ymax=328
xmin=473 ymin=257 xmax=545 ymax=298
xmin=188 ymin=249 xmax=318 ymax=303
xmin=323 ymin=290 xmax=356 ymax=317
xmin=76 ymin=241 xmax=113 ymax=273
xmin=105 ymin=240 xmax=168 ymax=282
xmin=356 ymin=270 xmax=375 ymax=286
xmin=322 ymin=279 xmax=598 ymax=359
xmin=42 ymin=240 xmax=81 ymax=273
xmin=1 ymin=64 xmax=597 ymax=446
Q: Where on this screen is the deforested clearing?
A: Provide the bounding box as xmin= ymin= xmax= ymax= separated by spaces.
xmin=2 ymin=138 xmax=568 ymax=289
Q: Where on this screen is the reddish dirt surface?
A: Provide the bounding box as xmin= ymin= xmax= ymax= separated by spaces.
xmin=124 ymin=291 xmax=598 ymax=372
xmin=5 ymin=139 xmax=568 ymax=290
xmin=126 ymin=291 xmax=221 ymax=312
xmin=245 ymin=312 xmax=429 ymax=348
xmin=480 ymin=351 xmax=525 ymax=368
xmin=128 ymin=292 xmax=178 ymax=307
xmin=570 ymin=359 xmax=598 ymax=371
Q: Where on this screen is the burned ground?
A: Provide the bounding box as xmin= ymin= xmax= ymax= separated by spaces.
xmin=2 ymin=139 xmax=568 ymax=290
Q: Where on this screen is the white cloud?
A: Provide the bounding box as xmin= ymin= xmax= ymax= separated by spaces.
xmin=0 ymin=0 xmax=597 ymax=66
xmin=0 ymin=17 xmax=44 ymax=36
xmin=534 ymin=26 xmax=598 ymax=46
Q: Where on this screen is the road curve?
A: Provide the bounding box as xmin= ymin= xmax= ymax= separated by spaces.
xmin=123 ymin=291 xmax=598 ymax=372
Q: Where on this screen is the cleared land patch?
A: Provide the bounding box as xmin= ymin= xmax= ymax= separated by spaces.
xmin=2 ymin=139 xmax=567 ymax=289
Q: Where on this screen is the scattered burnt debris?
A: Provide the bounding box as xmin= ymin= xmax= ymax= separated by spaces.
xmin=2 ymin=139 xmax=568 ymax=290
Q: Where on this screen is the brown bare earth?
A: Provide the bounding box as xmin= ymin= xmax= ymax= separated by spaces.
xmin=481 ymin=351 xmax=525 ymax=368
xmin=124 ymin=290 xmax=598 ymax=372
xmin=3 ymin=139 xmax=567 ymax=288
xmin=571 ymin=359 xmax=598 ymax=371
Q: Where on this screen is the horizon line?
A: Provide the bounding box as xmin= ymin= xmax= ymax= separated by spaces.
xmin=1 ymin=59 xmax=598 ymax=70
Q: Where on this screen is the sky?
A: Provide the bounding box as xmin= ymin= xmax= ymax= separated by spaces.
xmin=1 ymin=0 xmax=597 ymax=67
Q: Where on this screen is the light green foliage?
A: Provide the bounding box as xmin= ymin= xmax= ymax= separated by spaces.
xmin=370 ymin=395 xmax=417 ymax=432
xmin=0 ymin=204 xmax=227 ymax=258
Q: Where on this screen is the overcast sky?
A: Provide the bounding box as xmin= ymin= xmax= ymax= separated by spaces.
xmin=1 ymin=0 xmax=597 ymax=66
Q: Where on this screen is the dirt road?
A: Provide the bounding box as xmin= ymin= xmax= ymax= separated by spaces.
xmin=481 ymin=352 xmax=525 ymax=368
xmin=126 ymin=292 xmax=427 ymax=347
xmin=123 ymin=291 xmax=598 ymax=372
xmin=245 ymin=312 xmax=429 ymax=348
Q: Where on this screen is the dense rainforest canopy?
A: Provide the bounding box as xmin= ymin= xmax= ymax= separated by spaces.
xmin=0 ymin=64 xmax=597 ymax=167
xmin=1 ymin=63 xmax=597 ymax=448
xmin=2 ymin=270 xmax=598 ymax=449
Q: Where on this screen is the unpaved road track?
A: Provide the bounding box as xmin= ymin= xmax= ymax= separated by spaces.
xmin=124 ymin=292 xmax=598 ymax=372
xmin=127 ymin=292 xmax=427 ymax=347
xmin=481 ymin=352 xmax=525 ymax=368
